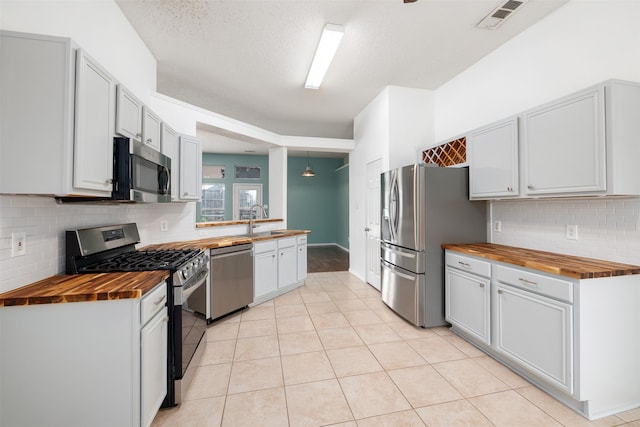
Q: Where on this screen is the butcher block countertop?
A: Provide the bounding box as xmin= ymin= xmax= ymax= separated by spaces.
xmin=442 ymin=243 xmax=640 ymax=279
xmin=142 ymin=229 xmax=310 ymax=251
xmin=0 ymin=271 xmax=170 ymax=307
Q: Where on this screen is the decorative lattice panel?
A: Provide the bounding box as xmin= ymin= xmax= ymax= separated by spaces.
xmin=421 ymin=137 xmax=466 ymax=167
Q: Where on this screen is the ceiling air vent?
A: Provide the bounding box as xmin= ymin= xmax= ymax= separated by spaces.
xmin=477 ymin=0 xmax=527 ymax=30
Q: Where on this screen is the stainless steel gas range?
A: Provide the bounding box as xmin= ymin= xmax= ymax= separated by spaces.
xmin=65 ymin=223 xmax=208 ymax=407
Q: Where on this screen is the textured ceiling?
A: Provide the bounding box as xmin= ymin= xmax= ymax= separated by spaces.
xmin=116 ymin=0 xmax=568 ymax=147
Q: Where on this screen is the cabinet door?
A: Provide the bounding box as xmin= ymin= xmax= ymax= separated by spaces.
xmin=278 ymin=246 xmax=297 ymax=288
xmin=445 ymin=267 xmax=490 ymax=345
xmin=469 ymin=117 xmax=519 ymax=199
xmin=115 ymin=85 xmax=142 ymax=140
xmin=523 ymin=87 xmax=606 ymax=195
xmin=73 ymin=49 xmax=115 ymax=194
xmin=161 ymin=123 xmax=179 ymax=201
xmin=142 ymin=106 xmax=162 ymax=151
xmin=495 ymin=283 xmax=573 ymax=394
xmin=297 ymin=237 xmax=307 ymax=282
xmin=254 ymin=250 xmax=277 ymax=299
xmin=141 ymin=308 xmax=168 ymax=427
xmin=179 ymin=135 xmax=201 ymax=200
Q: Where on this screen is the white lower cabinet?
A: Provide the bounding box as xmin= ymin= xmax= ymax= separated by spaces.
xmin=252 ymin=235 xmax=308 ymax=305
xmin=445 ymin=257 xmax=491 ymax=346
xmin=297 ymin=235 xmax=308 ymax=282
xmin=444 ymin=249 xmax=640 ymax=420
xmin=0 ymin=281 xmax=168 ymax=427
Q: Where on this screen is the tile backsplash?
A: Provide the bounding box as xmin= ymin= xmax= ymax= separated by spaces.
xmin=490 ymin=197 xmax=640 ymax=265
xmin=0 ymin=195 xmax=275 ymax=293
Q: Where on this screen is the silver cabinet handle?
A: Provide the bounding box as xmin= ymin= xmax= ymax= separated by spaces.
xmin=498 ymin=290 xmax=503 ymax=294
xmin=364 ymin=227 xmax=370 ymax=232
xmin=136 ymin=133 xmax=142 ymax=138
xmin=507 ymin=186 xmax=513 ymax=191
xmin=518 ymin=277 xmax=538 ymax=286
xmin=147 ymin=138 xmax=152 ymax=144
xmin=105 ymin=179 xmax=113 ymax=184
xmin=153 ymin=295 xmax=166 ymax=306
xmin=528 ymin=185 xmax=535 ymax=190
xmin=458 ymin=261 xmax=471 ymax=268
xmin=479 ymin=283 xmax=485 ymax=288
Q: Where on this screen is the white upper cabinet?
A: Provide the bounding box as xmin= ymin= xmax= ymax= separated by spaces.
xmin=179 ymin=135 xmax=202 ymax=200
xmin=161 ymin=123 xmax=180 ymax=201
xmin=0 ymin=31 xmax=114 ymax=197
xmin=142 ymin=107 xmax=162 ymax=151
xmin=73 ymin=49 xmax=116 ymax=194
xmin=523 ymin=86 xmax=606 ymax=196
xmin=115 ymin=85 xmax=143 ymax=140
xmin=469 ymin=117 xmax=519 ymax=199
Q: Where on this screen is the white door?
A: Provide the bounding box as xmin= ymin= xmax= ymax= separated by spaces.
xmin=365 ymin=159 xmax=382 ymax=290
xmin=233 ymin=184 xmax=263 ymax=220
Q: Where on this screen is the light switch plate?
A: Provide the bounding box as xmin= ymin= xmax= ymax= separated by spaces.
xmin=11 ymin=232 xmax=26 ymax=257
xmin=566 ymin=224 xmax=578 ymax=240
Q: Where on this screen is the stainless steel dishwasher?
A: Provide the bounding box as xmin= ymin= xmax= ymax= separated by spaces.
xmin=192 ymin=243 xmax=254 ymax=322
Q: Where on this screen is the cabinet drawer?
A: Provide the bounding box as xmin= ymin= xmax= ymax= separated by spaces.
xmin=254 ymin=240 xmax=277 ymax=254
xmin=445 ymin=252 xmax=491 ymax=278
xmin=141 ymin=281 xmax=167 ymax=325
xmin=297 ymin=235 xmax=307 ymax=245
xmin=495 ymin=265 xmax=573 ymax=303
xmin=278 ymin=237 xmax=297 ymax=249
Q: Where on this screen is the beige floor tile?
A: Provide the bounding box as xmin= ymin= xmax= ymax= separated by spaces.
xmin=339 ymin=372 xmax=411 ymax=419
xmin=335 ymin=298 xmax=370 ymax=312
xmin=275 ymin=303 xmax=309 ymax=318
xmin=432 ymin=326 xmax=454 ymax=336
xmin=415 ymin=399 xmax=493 ymax=426
xmin=442 ymin=333 xmax=486 ymax=357
xmin=199 ymin=339 xmax=236 ymax=366
xmin=326 ymin=422 xmax=357 ymax=427
xmin=617 ymin=407 xmax=640 ymax=423
xmin=327 ymin=290 xmax=360 ymax=300
xmin=276 ymin=315 xmax=315 ymax=334
xmin=343 ymin=309 xmax=383 ymax=326
xmin=206 ymin=322 xmax=239 ymax=342
xmin=472 ymin=355 xmax=531 ymax=389
xmin=356 ymin=410 xmax=426 ymax=426
xmin=432 ymin=358 xmax=509 ymax=397
xmin=227 ymin=356 xmax=283 ymax=394
xmin=516 ymin=385 xmax=626 ymax=427
xmin=362 ymin=297 xmax=389 ymax=311
xmin=183 ymin=363 xmax=232 ymax=400
xmin=305 ymin=301 xmax=341 ymax=314
xmin=281 ymin=350 xmax=336 ymax=385
xmin=300 ymin=291 xmax=332 ymax=303
xmin=407 ymin=335 xmax=468 ymax=363
xmin=222 ymin=387 xmax=289 ymax=427
xmin=278 ymin=330 xmax=324 ymax=355
xmin=354 ymin=323 xmax=403 ymax=345
xmin=367 ymin=341 xmax=427 ymax=370
xmin=386 ymin=321 xmax=438 ymax=340
xmin=234 ymin=335 xmax=280 ymax=361
xmin=241 ymin=305 xmax=275 ymax=321
xmin=326 ymin=346 xmax=383 ymax=377
xmin=470 ymin=389 xmax=562 ymax=426
xmin=317 ymin=326 xmax=365 ymax=349
xmin=273 ymin=291 xmax=303 ymax=306
xmin=237 ymin=318 xmax=277 ymax=338
xmin=152 ymin=396 xmax=225 ymax=427
xmin=388 ymin=365 xmax=463 ymax=407
xmin=372 ymin=307 xmax=405 ymax=323
xmin=286 ymin=379 xmax=354 ymax=427
xmin=311 ymin=312 xmax=351 ymax=329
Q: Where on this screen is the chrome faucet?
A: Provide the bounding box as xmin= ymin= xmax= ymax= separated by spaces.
xmin=248 ymin=204 xmax=268 ymax=234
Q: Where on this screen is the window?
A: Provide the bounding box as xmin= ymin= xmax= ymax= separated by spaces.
xmin=233 ymin=184 xmax=263 ymax=220
xmin=201 ymin=183 xmax=225 ymax=222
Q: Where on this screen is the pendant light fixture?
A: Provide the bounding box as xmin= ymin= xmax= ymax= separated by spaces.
xmin=301 ymin=152 xmax=316 ymax=177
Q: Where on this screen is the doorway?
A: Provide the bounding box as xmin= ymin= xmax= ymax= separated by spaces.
xmin=232 ymin=184 xmax=263 ymax=220
xmin=365 ymin=158 xmax=382 ymax=289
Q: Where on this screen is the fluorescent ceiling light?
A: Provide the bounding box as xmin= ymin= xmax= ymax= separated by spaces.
xmin=304 ymin=24 xmax=344 ymax=90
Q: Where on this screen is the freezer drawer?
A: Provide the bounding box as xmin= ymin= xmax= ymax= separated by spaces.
xmin=380 ymin=259 xmax=424 ymax=326
xmin=380 ymin=241 xmax=425 ymax=274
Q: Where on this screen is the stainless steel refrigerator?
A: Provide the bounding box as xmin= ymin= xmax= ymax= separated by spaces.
xmin=380 ymin=164 xmax=486 ymax=327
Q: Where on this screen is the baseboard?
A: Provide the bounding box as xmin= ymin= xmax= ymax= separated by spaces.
xmin=308 ymin=243 xmax=349 ymax=253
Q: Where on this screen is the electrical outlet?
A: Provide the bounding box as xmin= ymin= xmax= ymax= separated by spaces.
xmin=11 ymin=232 xmax=26 ymax=257
xmin=566 ymin=224 xmax=578 ymax=240
xmin=493 ymin=221 xmax=502 ymax=232
xmin=160 ymin=221 xmax=168 ymax=232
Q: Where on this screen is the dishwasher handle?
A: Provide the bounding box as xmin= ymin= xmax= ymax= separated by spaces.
xmin=210 ymin=248 xmax=253 ymax=260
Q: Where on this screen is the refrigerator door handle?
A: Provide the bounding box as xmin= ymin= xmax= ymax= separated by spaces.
xmin=381 ymin=261 xmax=415 ymax=281
xmin=389 ymin=171 xmax=399 ymax=242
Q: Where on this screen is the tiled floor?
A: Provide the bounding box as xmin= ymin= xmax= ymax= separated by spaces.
xmin=152 ymin=272 xmax=640 ymax=427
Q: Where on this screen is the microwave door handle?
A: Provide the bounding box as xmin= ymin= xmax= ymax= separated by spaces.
xmin=158 ymin=167 xmax=170 ymax=194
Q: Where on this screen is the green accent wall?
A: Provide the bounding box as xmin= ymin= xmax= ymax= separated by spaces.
xmin=199 ymin=153 xmax=269 ymax=222
xmin=287 ymin=156 xmax=349 ymax=247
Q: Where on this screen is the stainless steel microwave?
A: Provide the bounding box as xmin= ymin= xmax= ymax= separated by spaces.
xmin=113 ymin=137 xmax=171 ymax=202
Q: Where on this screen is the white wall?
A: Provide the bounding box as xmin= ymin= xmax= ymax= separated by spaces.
xmin=434 ymin=0 xmax=640 ymax=265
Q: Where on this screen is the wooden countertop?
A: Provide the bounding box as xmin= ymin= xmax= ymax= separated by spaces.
xmin=0 ymin=271 xmax=170 ymax=307
xmin=142 ymin=229 xmax=310 ymax=251
xmin=442 ymin=243 xmax=640 ymax=279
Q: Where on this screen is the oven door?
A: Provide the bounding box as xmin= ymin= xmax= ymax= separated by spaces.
xmin=171 ymin=268 xmax=208 ymax=405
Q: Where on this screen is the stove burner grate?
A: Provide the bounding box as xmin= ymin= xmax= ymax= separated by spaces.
xmin=79 ymin=249 xmax=200 ymax=273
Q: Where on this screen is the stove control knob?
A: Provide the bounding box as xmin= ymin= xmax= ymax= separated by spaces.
xmin=181 ymin=269 xmax=188 ymax=280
